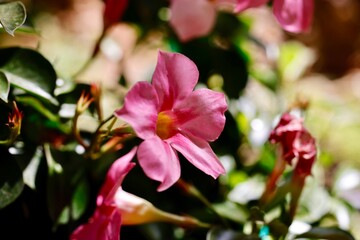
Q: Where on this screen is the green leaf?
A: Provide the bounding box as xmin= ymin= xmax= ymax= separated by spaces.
xmin=0 ymin=71 xmax=9 ymax=102
xmin=0 ymin=1 xmax=26 ymax=36
xmin=181 ymin=38 xmax=248 ymax=99
xmin=296 ymin=227 xmax=355 ymax=240
xmin=71 ymin=178 xmax=89 ymax=220
xmin=207 ymin=227 xmax=260 ymax=240
xmin=0 ymin=151 xmax=24 ymax=209
xmin=212 ymin=201 xmax=249 ymax=224
xmin=0 ymin=47 xmax=58 ymax=105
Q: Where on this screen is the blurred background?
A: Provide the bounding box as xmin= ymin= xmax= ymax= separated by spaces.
xmin=0 ymin=0 xmax=360 ymax=239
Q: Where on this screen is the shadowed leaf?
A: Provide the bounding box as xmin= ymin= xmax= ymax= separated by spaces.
xmin=296 ymin=227 xmax=355 ymax=240
xmin=0 ymin=71 xmax=9 ymax=102
xmin=0 ymin=150 xmax=24 ymax=209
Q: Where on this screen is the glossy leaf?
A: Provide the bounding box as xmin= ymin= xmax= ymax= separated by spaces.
xmin=0 ymin=1 xmax=26 ymax=36
xmin=0 ymin=47 xmax=58 ymax=105
xmin=0 ymin=71 xmax=9 ymax=102
xmin=0 ymin=150 xmax=24 ymax=209
xmin=296 ymin=227 xmax=355 ymax=240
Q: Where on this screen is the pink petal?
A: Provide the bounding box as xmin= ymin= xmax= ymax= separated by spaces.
xmin=234 ymin=0 xmax=268 ymax=12
xmin=174 ymin=88 xmax=227 ymax=141
xmin=273 ymin=0 xmax=313 ymax=33
xmin=70 ymin=206 xmax=121 ymax=240
xmin=114 ymin=81 xmax=158 ymax=139
xmin=169 ymin=0 xmax=217 ymax=42
xmin=137 ymin=136 xmax=181 ymax=191
xmin=169 ymin=133 xmax=225 ymax=179
xmin=152 ymin=51 xmax=199 ymax=111
xmin=97 ymin=147 xmax=137 ymax=206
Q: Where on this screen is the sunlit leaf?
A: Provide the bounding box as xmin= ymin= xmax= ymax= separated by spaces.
xmin=57 ymin=206 xmax=70 ymax=225
xmin=212 ymin=201 xmax=248 ymax=224
xmin=0 ymin=47 xmax=58 ymax=105
xmin=296 ymin=227 xmax=355 ymax=240
xmin=278 ymin=41 xmax=315 ymax=82
xmin=0 ymin=71 xmax=9 ymax=102
xmin=0 ymin=1 xmax=26 ymax=36
xmin=22 ymin=146 xmax=43 ymax=190
xmin=0 ymin=151 xmax=24 ymax=209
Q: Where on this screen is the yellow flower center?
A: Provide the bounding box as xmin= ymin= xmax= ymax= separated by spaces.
xmin=156 ymin=111 xmax=177 ymax=139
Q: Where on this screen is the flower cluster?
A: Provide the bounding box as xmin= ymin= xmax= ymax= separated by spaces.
xmin=170 ymin=0 xmax=314 ymax=42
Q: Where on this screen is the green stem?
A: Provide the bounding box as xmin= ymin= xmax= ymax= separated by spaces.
xmin=176 ymin=178 xmax=230 ymax=228
xmin=72 ymin=111 xmax=88 ymax=149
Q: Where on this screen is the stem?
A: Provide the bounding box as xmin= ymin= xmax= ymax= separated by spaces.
xmin=176 ymin=178 xmax=230 ymax=228
xmin=72 ymin=111 xmax=88 ymax=149
xmin=287 ymin=175 xmax=306 ymax=225
xmin=260 ymin=147 xmax=287 ymax=207
xmin=86 ymin=114 xmax=135 ymax=159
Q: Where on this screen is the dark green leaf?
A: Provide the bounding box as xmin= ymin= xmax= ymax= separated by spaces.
xmin=45 ymin=144 xmax=87 ymax=223
xmin=71 ymin=178 xmax=89 ymax=220
xmin=0 ymin=47 xmax=58 ymax=105
xmin=0 ymin=71 xmax=9 ymax=102
xmin=296 ymin=227 xmax=355 ymax=240
xmin=0 ymin=150 xmax=24 ymax=209
xmin=207 ymin=227 xmax=260 ymax=240
xmin=181 ymin=38 xmax=248 ymax=99
xmin=0 ymin=1 xmax=26 ymax=36
xmin=268 ymin=219 xmax=288 ymax=239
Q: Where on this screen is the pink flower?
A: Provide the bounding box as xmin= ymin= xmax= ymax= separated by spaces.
xmin=71 ymin=146 xmax=210 ymax=240
xmin=269 ymin=112 xmax=316 ymax=176
xmin=169 ymin=0 xmax=313 ymax=41
xmin=236 ymin=0 xmax=314 ymax=33
xmin=235 ymin=0 xmax=268 ymax=12
xmin=169 ymin=0 xmax=238 ymax=42
xmin=70 ymin=147 xmax=137 ymax=240
xmin=260 ymin=112 xmax=316 ymax=208
xmin=292 ymin=129 xmax=316 ymax=177
xmin=115 ymin=51 xmax=227 ymax=191
xmin=269 ymin=112 xmax=304 ymax=164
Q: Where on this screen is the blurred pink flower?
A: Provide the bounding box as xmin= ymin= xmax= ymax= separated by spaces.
xmin=292 ymin=129 xmax=316 ymax=177
xmin=115 ymin=51 xmax=227 ymax=191
xmin=169 ymin=0 xmax=313 ymax=41
xmin=70 ymin=147 xmax=137 ymax=240
xmin=269 ymin=112 xmax=304 ymax=164
xmin=236 ymin=0 xmax=314 ymax=33
xmin=235 ymin=0 xmax=268 ymax=12
xmin=269 ymin=112 xmax=316 ymax=176
xmin=169 ymin=0 xmax=237 ymax=42
xmin=269 ymin=113 xmax=317 ymax=220
xmin=260 ymin=112 xmax=316 ymax=207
